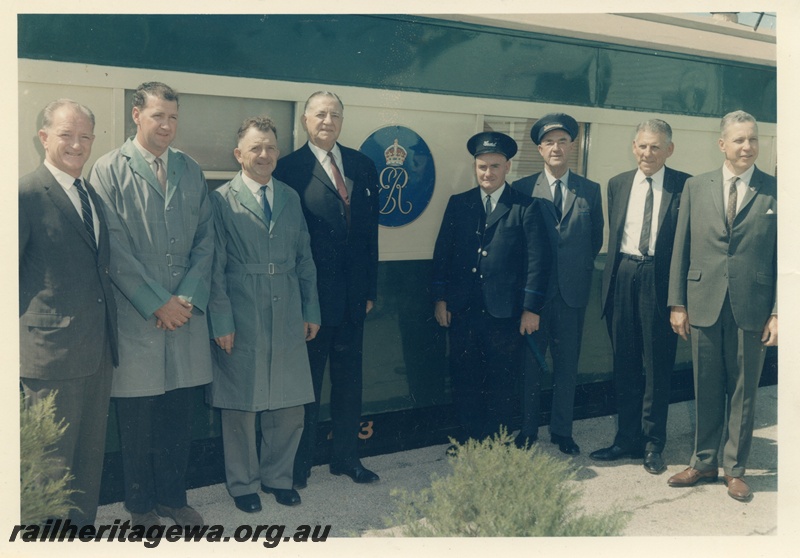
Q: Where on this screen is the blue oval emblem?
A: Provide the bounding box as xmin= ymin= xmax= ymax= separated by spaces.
xmin=359 ymin=126 xmax=435 ymax=228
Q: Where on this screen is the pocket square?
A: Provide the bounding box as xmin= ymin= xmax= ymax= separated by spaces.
xmin=766 ymin=208 xmax=775 ymax=214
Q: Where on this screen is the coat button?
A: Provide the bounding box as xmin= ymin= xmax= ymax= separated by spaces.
xmin=471 ymin=268 xmax=477 ymax=273
xmin=477 ymin=248 xmax=482 ymax=253
xmin=482 ymin=250 xmax=488 ymax=256
xmin=97 ymin=298 xmax=103 ymax=303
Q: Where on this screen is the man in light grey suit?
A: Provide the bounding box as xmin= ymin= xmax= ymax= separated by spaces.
xmin=667 ymin=110 xmax=777 ymax=502
xmin=511 ymin=113 xmax=604 ymax=455
xmin=20 ymin=99 xmax=118 ymax=526
xmin=208 ymin=117 xmax=320 ymax=513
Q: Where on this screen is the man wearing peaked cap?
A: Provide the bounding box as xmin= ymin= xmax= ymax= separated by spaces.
xmin=512 ymin=113 xmax=604 ymax=456
xmin=467 ymin=131 xmax=519 ymax=159
xmin=431 ymin=131 xmax=550 ymax=443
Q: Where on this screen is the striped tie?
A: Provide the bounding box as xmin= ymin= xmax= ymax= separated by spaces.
xmin=74 ymin=178 xmax=97 ymax=251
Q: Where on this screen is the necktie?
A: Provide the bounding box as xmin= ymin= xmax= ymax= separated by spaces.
xmin=74 ymin=178 xmax=97 ymax=251
xmin=327 ymin=152 xmax=349 ymax=205
xmin=639 ymin=177 xmax=654 ymax=256
xmin=485 ymin=194 xmax=493 ymax=217
xmin=260 ymin=185 xmax=272 ymax=223
xmin=726 ymin=177 xmax=739 ymax=235
xmin=553 ymin=179 xmax=563 ymax=221
xmin=154 ymin=156 xmax=167 ymax=192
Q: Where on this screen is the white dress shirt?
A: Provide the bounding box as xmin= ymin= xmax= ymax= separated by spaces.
xmin=307 ymin=141 xmax=351 ymax=197
xmin=620 ymin=166 xmax=666 ymax=256
xmin=722 ymin=164 xmax=755 ymax=216
xmin=241 ymin=172 xmax=275 ymax=231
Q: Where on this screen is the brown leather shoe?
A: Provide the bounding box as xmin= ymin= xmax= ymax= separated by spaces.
xmin=723 ymin=475 xmax=753 ymax=502
xmin=667 ymin=466 xmax=719 ymax=487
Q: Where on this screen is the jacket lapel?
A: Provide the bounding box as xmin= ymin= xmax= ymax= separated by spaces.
xmin=271 ymin=180 xmax=289 ymax=225
xmin=736 ymin=166 xmax=763 ymax=220
xmin=707 ymin=169 xmax=725 ymax=224
xmin=562 ymin=173 xmax=578 ymax=220
xmin=41 ymin=167 xmax=97 ymax=253
xmin=120 ymin=139 xmax=166 ymax=199
xmin=532 ymin=173 xmax=558 ymax=222
xmin=231 ymin=173 xmax=270 ymax=228
xmin=165 ymin=149 xmax=186 ymax=205
xmin=656 ymin=168 xmax=675 ymax=233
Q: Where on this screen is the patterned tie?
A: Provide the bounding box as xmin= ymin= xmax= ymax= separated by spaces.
xmin=553 ymin=179 xmax=563 ymax=221
xmin=726 ymin=177 xmax=739 ymax=235
xmin=154 ymin=156 xmax=167 ymax=192
xmin=260 ymin=185 xmax=272 ymax=223
xmin=74 ymin=178 xmax=97 ymax=251
xmin=485 ymin=194 xmax=493 ymax=217
xmin=639 ymin=177 xmax=654 ymax=256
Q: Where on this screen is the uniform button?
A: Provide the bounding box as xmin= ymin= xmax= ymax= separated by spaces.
xmin=170 ymin=238 xmax=176 ymax=244
xmin=480 ymin=275 xmax=484 ymax=279
xmin=166 ymin=206 xmax=172 ymax=211
xmin=269 ymin=234 xmax=274 ymax=239
xmin=97 ymin=298 xmax=103 ymax=303
xmin=471 ymin=268 xmax=477 ymax=273
xmin=172 ymin=272 xmax=178 ymax=277
xmin=273 ymin=296 xmax=279 ymax=301
xmin=477 ymin=248 xmax=482 ymax=253
xmin=482 ymin=250 xmax=488 ymax=256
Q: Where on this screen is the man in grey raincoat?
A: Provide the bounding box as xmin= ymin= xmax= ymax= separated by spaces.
xmin=207 ymin=117 xmax=319 ymax=513
xmin=90 ymin=82 xmax=214 ymax=528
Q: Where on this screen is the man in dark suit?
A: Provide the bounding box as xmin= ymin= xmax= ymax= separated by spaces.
xmin=19 ymin=99 xmax=118 ymax=526
xmin=273 ymin=91 xmax=380 ymax=486
xmin=667 ymin=111 xmax=777 ymax=502
xmin=512 ymin=114 xmax=603 ymax=455
xmin=432 ymin=132 xmax=550 ymax=443
xmin=590 ymin=119 xmax=690 ymax=474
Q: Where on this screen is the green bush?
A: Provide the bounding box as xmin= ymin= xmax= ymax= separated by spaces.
xmin=390 ymin=430 xmax=628 ymax=536
xmin=20 ymin=391 xmax=76 ymax=524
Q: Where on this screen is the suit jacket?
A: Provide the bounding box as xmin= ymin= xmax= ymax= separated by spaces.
xmin=431 ymin=185 xmax=550 ymax=318
xmin=207 ymin=172 xmax=318 ymax=412
xmin=602 ymin=167 xmax=691 ymax=319
xmin=90 ymin=139 xmax=214 ymax=396
xmin=273 ymin=142 xmax=379 ymax=326
xmin=512 ymin=171 xmax=603 ymax=308
xmin=19 ymin=164 xmax=119 ymax=380
xmin=668 ymin=165 xmax=777 ymax=331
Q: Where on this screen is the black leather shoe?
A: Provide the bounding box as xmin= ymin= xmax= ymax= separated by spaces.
xmin=590 ymin=444 xmax=644 ymax=461
xmin=293 ymin=470 xmax=310 ymax=490
xmin=551 ymin=434 xmax=580 ymax=455
xmin=329 ymin=463 xmax=380 ymax=484
xmin=643 ymin=451 xmax=666 ymax=474
xmin=260 ymin=485 xmax=301 ymax=506
xmin=233 ymin=493 xmax=262 ymax=513
xmin=514 ymin=433 xmax=538 ymax=449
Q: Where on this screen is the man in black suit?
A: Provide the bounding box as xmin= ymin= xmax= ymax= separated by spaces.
xmin=511 ymin=114 xmax=604 ymax=455
xmin=273 ymin=91 xmax=380 ymax=486
xmin=19 ymin=99 xmax=118 ymax=526
xmin=432 ymin=132 xmax=550 ymax=443
xmin=590 ymin=119 xmax=690 ymax=474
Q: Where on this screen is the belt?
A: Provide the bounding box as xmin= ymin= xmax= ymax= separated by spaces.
xmin=619 ymin=253 xmax=654 ymax=263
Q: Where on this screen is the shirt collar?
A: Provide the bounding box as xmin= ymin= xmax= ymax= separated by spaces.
xmin=44 ymin=160 xmax=84 ymax=190
xmin=722 ymin=164 xmax=755 ymax=186
xmin=307 ymin=140 xmax=341 ymax=165
xmin=240 ymin=171 xmax=273 ymax=196
xmin=544 ymin=168 xmax=570 ymax=187
xmin=133 ymin=137 xmax=169 ymax=167
xmin=634 ymin=165 xmax=666 ymax=187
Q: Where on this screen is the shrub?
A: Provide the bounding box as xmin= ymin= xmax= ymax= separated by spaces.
xmin=389 ymin=430 xmax=628 ymax=536
xmin=20 ymin=391 xmax=76 ymax=524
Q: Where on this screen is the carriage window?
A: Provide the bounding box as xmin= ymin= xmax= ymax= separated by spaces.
xmin=123 ymin=91 xmax=294 ymax=175
xmin=484 ymin=116 xmax=587 ymax=184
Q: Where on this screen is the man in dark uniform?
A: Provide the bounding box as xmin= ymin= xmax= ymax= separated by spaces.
xmin=512 ymin=114 xmax=604 ymax=455
xmin=432 ymin=132 xmax=550 ymax=442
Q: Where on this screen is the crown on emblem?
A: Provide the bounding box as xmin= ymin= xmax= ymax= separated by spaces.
xmin=384 ymin=139 xmax=408 ymax=167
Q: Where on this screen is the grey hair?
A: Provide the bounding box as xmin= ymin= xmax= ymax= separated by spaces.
xmin=720 ymin=110 xmax=757 ymax=136
xmin=41 ymin=99 xmax=95 ymax=130
xmin=303 ymin=91 xmax=344 ymax=114
xmin=634 ymin=119 xmax=672 ymax=144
